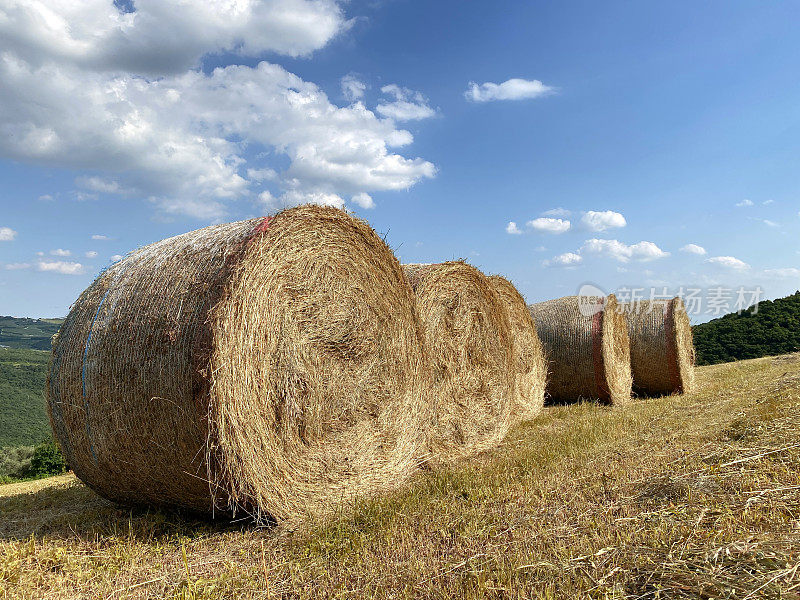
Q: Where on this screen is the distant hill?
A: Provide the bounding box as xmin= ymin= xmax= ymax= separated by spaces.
xmin=0 ymin=347 xmax=51 ymax=447
xmin=0 ymin=316 xmax=63 ymax=350
xmin=693 ymin=291 xmax=800 ymax=365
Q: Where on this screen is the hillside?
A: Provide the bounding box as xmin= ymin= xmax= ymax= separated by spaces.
xmin=693 ymin=291 xmax=800 ymax=365
xmin=0 ymin=348 xmax=51 ymax=448
xmin=0 ymin=316 xmax=62 ymax=351
xmin=2 ymin=354 xmax=800 ymax=598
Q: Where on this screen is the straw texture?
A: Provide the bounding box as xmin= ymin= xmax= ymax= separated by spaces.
xmin=404 ymin=262 xmax=515 ymax=463
xmin=486 ymin=275 xmax=546 ymax=422
xmin=47 ymin=205 xmax=432 ymax=522
xmin=528 ymin=294 xmax=632 ymax=405
xmin=623 ymin=297 xmax=695 ymax=397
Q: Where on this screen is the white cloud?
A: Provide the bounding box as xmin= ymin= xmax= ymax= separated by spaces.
xmin=581 ymin=239 xmax=669 ymax=262
xmin=764 ymin=267 xmax=800 ymax=278
xmin=506 ymin=221 xmax=523 ymax=235
xmin=527 ymin=217 xmax=570 ymax=234
xmin=260 ymin=190 xmax=345 ymax=211
xmin=351 ymin=192 xmax=374 ymax=209
xmin=680 ymin=243 xmax=707 ymax=255
xmin=763 ymin=199 xmax=774 ymax=205
xmin=0 ymin=5 xmax=436 ymax=220
xmin=762 ymin=219 xmax=779 ymax=227
xmin=246 ymin=167 xmax=278 ymax=182
xmin=736 ymin=199 xmax=753 ymax=207
xmin=581 ymin=210 xmax=627 ymax=232
xmin=542 ymin=207 xmax=571 ymax=218
xmin=37 ymin=260 xmax=84 ymax=275
xmin=91 ymin=234 xmax=109 ymax=240
xmin=4 ymin=262 xmax=31 ymax=270
xmin=376 ymin=85 xmax=436 ymax=121
xmin=50 ymin=248 xmax=71 ymax=257
xmin=85 ymin=251 xmax=98 ymax=258
xmin=0 ymin=0 xmax=347 ymax=75
xmin=0 ymin=227 xmax=17 ymax=241
xmin=543 ymin=252 xmax=583 ymax=268
xmin=38 ymin=194 xmax=54 ymax=201
xmin=110 ymin=254 xmax=124 ymax=262
xmin=75 ymin=176 xmax=125 ymax=194
xmin=465 ymin=78 xmax=554 ymax=102
xmin=705 ymin=256 xmax=750 ymax=270
xmin=341 ymin=74 xmax=366 ymax=102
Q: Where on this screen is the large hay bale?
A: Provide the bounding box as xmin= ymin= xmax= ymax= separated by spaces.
xmin=528 ymin=294 xmax=632 ymax=405
xmin=403 ymin=262 xmax=515 ymax=462
xmin=47 ymin=205 xmax=432 ymax=522
xmin=623 ymin=297 xmax=695 ymax=396
xmin=486 ymin=275 xmax=546 ymax=422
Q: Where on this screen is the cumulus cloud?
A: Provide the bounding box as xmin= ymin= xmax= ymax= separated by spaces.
xmin=38 ymin=194 xmax=53 ymax=201
xmin=0 ymin=227 xmax=17 ymax=241
xmin=581 ymin=239 xmax=669 ymax=262
xmin=110 ymin=254 xmax=124 ymax=262
xmin=581 ymin=210 xmax=627 ymax=232
xmin=351 ymin=192 xmax=374 ymax=209
xmin=680 ymin=243 xmax=707 ymax=255
xmin=341 ymin=73 xmax=366 ymax=102
xmin=465 ymin=78 xmax=554 ymax=102
xmin=736 ymin=199 xmax=753 ymax=207
xmin=4 ymin=262 xmax=31 ymax=270
xmin=0 ymin=0 xmax=347 ymax=75
xmin=527 ymin=217 xmax=570 ymax=234
xmin=37 ymin=260 xmax=84 ymax=275
xmin=91 ymin=234 xmax=109 ymax=240
xmin=762 ymin=219 xmax=779 ymax=227
xmin=0 ymin=2 xmax=436 ymax=219
xmin=705 ymin=256 xmax=750 ymax=270
xmin=85 ymin=251 xmax=98 ymax=258
xmin=50 ymin=248 xmax=71 ymax=256
xmin=506 ymin=221 xmax=523 ymax=235
xmin=543 ymin=252 xmax=583 ymax=268
xmin=376 ymin=85 xmax=436 ymax=121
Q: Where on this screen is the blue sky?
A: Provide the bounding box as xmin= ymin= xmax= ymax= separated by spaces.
xmin=1 ymin=0 xmax=798 ymax=319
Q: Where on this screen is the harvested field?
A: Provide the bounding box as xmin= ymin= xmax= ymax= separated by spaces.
xmin=4 ymin=354 xmax=800 ymax=599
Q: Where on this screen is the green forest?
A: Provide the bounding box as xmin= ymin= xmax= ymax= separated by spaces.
xmin=0 ymin=347 xmax=51 ymax=447
xmin=693 ymin=291 xmax=800 ymax=365
xmin=0 ymin=316 xmax=62 ymax=350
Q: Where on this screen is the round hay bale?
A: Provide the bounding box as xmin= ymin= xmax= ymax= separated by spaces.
xmin=528 ymin=294 xmax=632 ymax=405
xmin=486 ymin=275 xmax=546 ymax=422
xmin=623 ymin=297 xmax=695 ymax=396
xmin=403 ymin=262 xmax=515 ymax=462
xmin=47 ymin=205 xmax=432 ymax=522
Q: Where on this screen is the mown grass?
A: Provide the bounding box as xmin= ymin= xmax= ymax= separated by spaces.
xmin=2 ymin=355 xmax=800 ymax=599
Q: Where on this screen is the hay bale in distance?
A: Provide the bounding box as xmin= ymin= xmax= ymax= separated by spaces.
xmin=404 ymin=262 xmax=515 ymax=462
xmin=623 ymin=297 xmax=695 ymax=396
xmin=528 ymin=294 xmax=632 ymax=405
xmin=47 ymin=206 xmax=432 ymax=522
xmin=486 ymin=275 xmax=546 ymax=422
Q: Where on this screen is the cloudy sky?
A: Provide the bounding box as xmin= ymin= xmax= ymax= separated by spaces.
xmin=1 ymin=0 xmax=798 ymax=319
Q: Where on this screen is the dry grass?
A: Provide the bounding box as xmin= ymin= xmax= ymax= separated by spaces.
xmin=3 ymin=353 xmax=800 ymax=599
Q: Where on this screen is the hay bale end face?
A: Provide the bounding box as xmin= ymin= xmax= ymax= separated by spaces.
xmin=47 ymin=206 xmax=432 ymax=522
xmin=528 ymin=294 xmax=632 ymax=405
xmin=623 ymin=297 xmax=695 ymax=397
xmin=404 ymin=262 xmax=515 ymax=463
xmin=486 ymin=275 xmax=546 ymax=422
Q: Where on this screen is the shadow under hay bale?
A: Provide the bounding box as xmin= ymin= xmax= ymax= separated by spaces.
xmin=47 ymin=206 xmax=432 ymax=523
xmin=404 ymin=262 xmax=515 ymax=463
xmin=528 ymin=294 xmax=632 ymax=405
xmin=623 ymin=297 xmax=695 ymax=397
xmin=486 ymin=275 xmax=547 ymax=423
